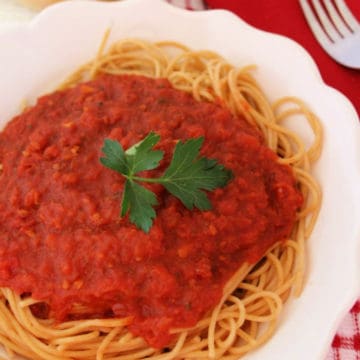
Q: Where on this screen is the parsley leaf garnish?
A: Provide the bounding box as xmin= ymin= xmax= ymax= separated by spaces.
xmin=121 ymin=180 xmax=158 ymax=233
xmin=100 ymin=132 xmax=233 ymax=233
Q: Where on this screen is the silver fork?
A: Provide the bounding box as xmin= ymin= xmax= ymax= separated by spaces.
xmin=299 ymin=0 xmax=360 ymax=69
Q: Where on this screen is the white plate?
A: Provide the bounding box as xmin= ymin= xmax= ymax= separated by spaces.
xmin=0 ymin=1 xmax=360 ymax=359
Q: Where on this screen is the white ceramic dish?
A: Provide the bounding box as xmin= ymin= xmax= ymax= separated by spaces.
xmin=0 ymin=0 xmax=360 ymax=359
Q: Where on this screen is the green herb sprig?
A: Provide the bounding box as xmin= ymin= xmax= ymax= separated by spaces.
xmin=100 ymin=132 xmax=233 ymax=232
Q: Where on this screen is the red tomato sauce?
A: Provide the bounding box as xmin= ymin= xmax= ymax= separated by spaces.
xmin=0 ymin=75 xmax=302 ymax=348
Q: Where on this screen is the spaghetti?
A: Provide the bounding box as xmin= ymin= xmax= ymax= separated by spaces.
xmin=0 ymin=37 xmax=322 ymax=360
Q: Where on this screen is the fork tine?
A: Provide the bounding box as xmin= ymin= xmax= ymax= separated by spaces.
xmin=323 ymin=0 xmax=352 ymax=37
xmin=333 ymin=0 xmax=360 ymax=31
xmin=299 ymin=0 xmax=333 ymax=48
xmin=312 ymin=0 xmax=342 ymax=41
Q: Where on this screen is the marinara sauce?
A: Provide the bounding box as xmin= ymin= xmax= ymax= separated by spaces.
xmin=0 ymin=75 xmax=302 ymax=348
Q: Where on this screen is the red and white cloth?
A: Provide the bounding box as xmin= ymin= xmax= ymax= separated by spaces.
xmin=329 ymin=302 xmax=360 ymax=360
xmin=167 ymin=0 xmax=360 ymax=359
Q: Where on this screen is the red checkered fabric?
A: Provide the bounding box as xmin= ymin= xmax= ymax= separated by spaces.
xmin=166 ymin=1 xmax=360 ymax=359
xmin=326 ymin=301 xmax=360 ymax=360
xmin=166 ymin=0 xmax=207 ymax=10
